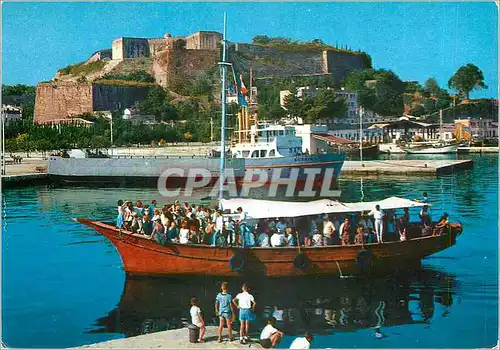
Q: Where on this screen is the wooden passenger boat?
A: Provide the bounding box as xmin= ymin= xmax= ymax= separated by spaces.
xmin=76 ymin=197 xmax=462 ymax=277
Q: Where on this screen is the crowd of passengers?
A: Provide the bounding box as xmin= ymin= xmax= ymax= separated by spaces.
xmin=116 ymin=196 xmax=450 ymax=248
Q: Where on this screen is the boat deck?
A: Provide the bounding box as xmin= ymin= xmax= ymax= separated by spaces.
xmin=341 ymin=159 xmax=473 ymax=176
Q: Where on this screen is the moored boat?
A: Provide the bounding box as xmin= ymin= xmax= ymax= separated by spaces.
xmin=76 ymin=197 xmax=462 ymax=277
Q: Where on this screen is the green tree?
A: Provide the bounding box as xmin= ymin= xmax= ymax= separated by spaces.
xmin=423 ymin=78 xmax=440 ymax=97
xmin=342 ymin=68 xmax=405 ymax=116
xmin=448 ymin=63 xmax=488 ymax=100
xmin=283 ymin=88 xmax=304 ymax=118
xmin=252 ymin=35 xmax=271 ymax=45
xmin=305 ymin=89 xmax=346 ymax=123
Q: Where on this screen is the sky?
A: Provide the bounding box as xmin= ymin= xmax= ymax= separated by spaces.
xmin=2 ymin=2 xmax=498 ymax=98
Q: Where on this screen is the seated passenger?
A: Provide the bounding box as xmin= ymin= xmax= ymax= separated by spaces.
xmin=142 ymin=215 xmax=153 ymax=236
xmin=166 ymin=220 xmax=179 ymax=242
xmin=134 ymin=200 xmax=144 ymax=216
xmin=275 ymin=218 xmax=287 ymax=233
xmin=397 ymin=217 xmax=407 ymax=241
xmin=152 ymin=208 xmax=160 ymax=222
xmin=311 ymin=229 xmax=323 ymax=246
xmin=354 ymin=225 xmax=365 ymax=245
xmin=258 ymin=232 xmax=271 ymax=247
xmin=240 ymin=224 xmax=256 ymax=247
xmin=285 ymin=227 xmax=296 ymax=246
xmin=179 ymin=220 xmax=191 ymax=244
xmin=270 ymin=229 xmax=286 ymax=247
xmin=151 ymin=219 xmax=165 ymax=244
xmin=433 ymin=213 xmax=449 ymax=236
xmin=130 ymin=212 xmax=142 ymax=233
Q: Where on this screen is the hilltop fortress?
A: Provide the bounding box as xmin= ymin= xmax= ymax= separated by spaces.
xmin=35 ymin=30 xmax=369 ymax=123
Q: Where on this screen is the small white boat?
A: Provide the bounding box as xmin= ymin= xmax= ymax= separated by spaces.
xmin=404 ymin=142 xmax=459 ymax=154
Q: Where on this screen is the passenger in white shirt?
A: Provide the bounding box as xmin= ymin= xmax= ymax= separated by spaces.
xmin=270 ymin=230 xmax=286 ymax=247
xmin=322 ymin=214 xmax=335 ymax=245
xmin=368 ymin=205 xmax=385 ymax=243
xmin=259 ymin=317 xmax=283 ymax=348
xmin=289 ymin=332 xmax=313 ymax=349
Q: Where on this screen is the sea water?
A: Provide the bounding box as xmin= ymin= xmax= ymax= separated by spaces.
xmin=1 ymin=154 xmax=498 ymax=348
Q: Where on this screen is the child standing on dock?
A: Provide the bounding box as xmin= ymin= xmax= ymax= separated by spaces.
xmin=233 ymin=283 xmax=256 ymax=344
xmin=190 ymin=297 xmax=205 ymax=342
xmin=215 ymin=282 xmax=235 ymax=343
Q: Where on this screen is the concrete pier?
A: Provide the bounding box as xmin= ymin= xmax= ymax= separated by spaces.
xmin=78 ymin=326 xmax=262 ymax=349
xmin=457 ymin=146 xmax=498 ymax=154
xmin=341 ymin=159 xmax=473 ymax=176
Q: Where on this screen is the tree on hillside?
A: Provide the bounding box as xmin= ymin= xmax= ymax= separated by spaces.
xmin=252 ymin=35 xmax=271 ymax=45
xmin=448 ymin=63 xmax=487 ymax=100
xmin=423 ymin=78 xmax=441 ymax=97
xmin=283 ymin=88 xmax=304 ymax=118
xmin=342 ymin=69 xmax=405 ymax=116
xmin=305 ymin=89 xmax=346 ymax=123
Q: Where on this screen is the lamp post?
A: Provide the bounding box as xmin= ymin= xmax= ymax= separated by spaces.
xmin=1 ymin=111 xmax=5 ymax=175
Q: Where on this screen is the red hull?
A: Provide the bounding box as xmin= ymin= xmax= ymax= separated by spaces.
xmin=78 ymin=219 xmax=462 ymax=277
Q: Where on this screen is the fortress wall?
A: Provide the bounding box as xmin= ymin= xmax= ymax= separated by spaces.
xmin=91 ymin=84 xmax=151 ymax=111
xmin=34 ymin=82 xmax=93 ymax=123
xmin=325 ymin=50 xmax=367 ymax=85
xmin=232 ymin=44 xmax=325 ymax=78
xmin=232 ymin=44 xmax=369 ymax=85
xmin=148 ymin=38 xmax=171 ymax=56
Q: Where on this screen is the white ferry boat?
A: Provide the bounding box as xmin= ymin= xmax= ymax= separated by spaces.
xmin=230 ymin=123 xmax=345 ymax=187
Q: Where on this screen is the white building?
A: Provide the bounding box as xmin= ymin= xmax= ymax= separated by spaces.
xmin=1 ymin=105 xmax=22 ymax=125
xmin=122 ymin=108 xmax=156 ymax=125
xmin=280 ymin=87 xmax=395 ymax=126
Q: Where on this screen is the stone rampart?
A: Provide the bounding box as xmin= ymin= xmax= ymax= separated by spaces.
xmin=232 ymin=43 xmax=369 ymax=85
xmin=34 ymin=82 xmax=151 ymax=123
xmin=34 ymin=82 xmax=93 ymax=123
xmin=92 ymin=84 xmax=150 ymax=111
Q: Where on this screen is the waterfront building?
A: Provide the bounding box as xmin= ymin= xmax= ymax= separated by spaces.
xmin=455 ymin=118 xmax=498 ymax=140
xmin=280 ymin=87 xmax=395 ymax=126
xmin=1 ymin=104 xmax=22 ymax=125
xmin=122 ymin=108 xmax=157 ymax=125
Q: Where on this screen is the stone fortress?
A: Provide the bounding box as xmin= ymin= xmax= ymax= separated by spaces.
xmin=34 ymin=29 xmax=369 ymax=124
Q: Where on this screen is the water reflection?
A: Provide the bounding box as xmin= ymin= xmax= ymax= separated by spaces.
xmin=90 ymin=268 xmax=458 ymax=337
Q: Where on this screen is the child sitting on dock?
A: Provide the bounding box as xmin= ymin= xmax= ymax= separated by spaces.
xmin=189 ymin=297 xmax=205 ymax=343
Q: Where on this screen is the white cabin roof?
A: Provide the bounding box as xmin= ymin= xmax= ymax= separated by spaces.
xmin=221 ymin=196 xmax=429 ymax=219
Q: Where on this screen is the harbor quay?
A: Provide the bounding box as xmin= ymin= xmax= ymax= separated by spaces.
xmin=77 ymin=326 xmax=262 ymax=349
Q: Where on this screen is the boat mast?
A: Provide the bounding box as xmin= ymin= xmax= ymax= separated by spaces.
xmin=218 ymin=13 xmax=228 ymax=204
xmin=359 ymin=106 xmax=363 ymax=163
xmin=439 ymin=109 xmax=443 ymax=142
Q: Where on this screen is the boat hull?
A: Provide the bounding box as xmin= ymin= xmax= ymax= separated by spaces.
xmin=78 ymin=219 xmax=461 ymax=277
xmin=241 ymin=153 xmax=344 ymax=189
xmin=404 ymin=145 xmax=459 ymax=154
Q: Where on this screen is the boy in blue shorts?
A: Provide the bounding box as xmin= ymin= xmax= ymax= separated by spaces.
xmin=233 ymin=283 xmax=256 ymax=344
xmin=215 ymin=281 xmax=236 ymax=342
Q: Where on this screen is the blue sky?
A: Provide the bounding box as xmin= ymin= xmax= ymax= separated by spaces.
xmin=2 ymin=2 xmax=498 ymax=98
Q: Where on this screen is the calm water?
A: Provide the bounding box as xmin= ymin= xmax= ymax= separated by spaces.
xmin=2 ymin=154 xmax=498 ymax=348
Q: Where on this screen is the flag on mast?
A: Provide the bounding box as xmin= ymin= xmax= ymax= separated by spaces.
xmin=234 ymin=71 xmax=248 ymax=108
xmin=239 ymin=74 xmax=248 ymax=95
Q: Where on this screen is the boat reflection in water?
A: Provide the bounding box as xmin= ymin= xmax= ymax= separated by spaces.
xmin=90 ymin=267 xmax=456 ymax=338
